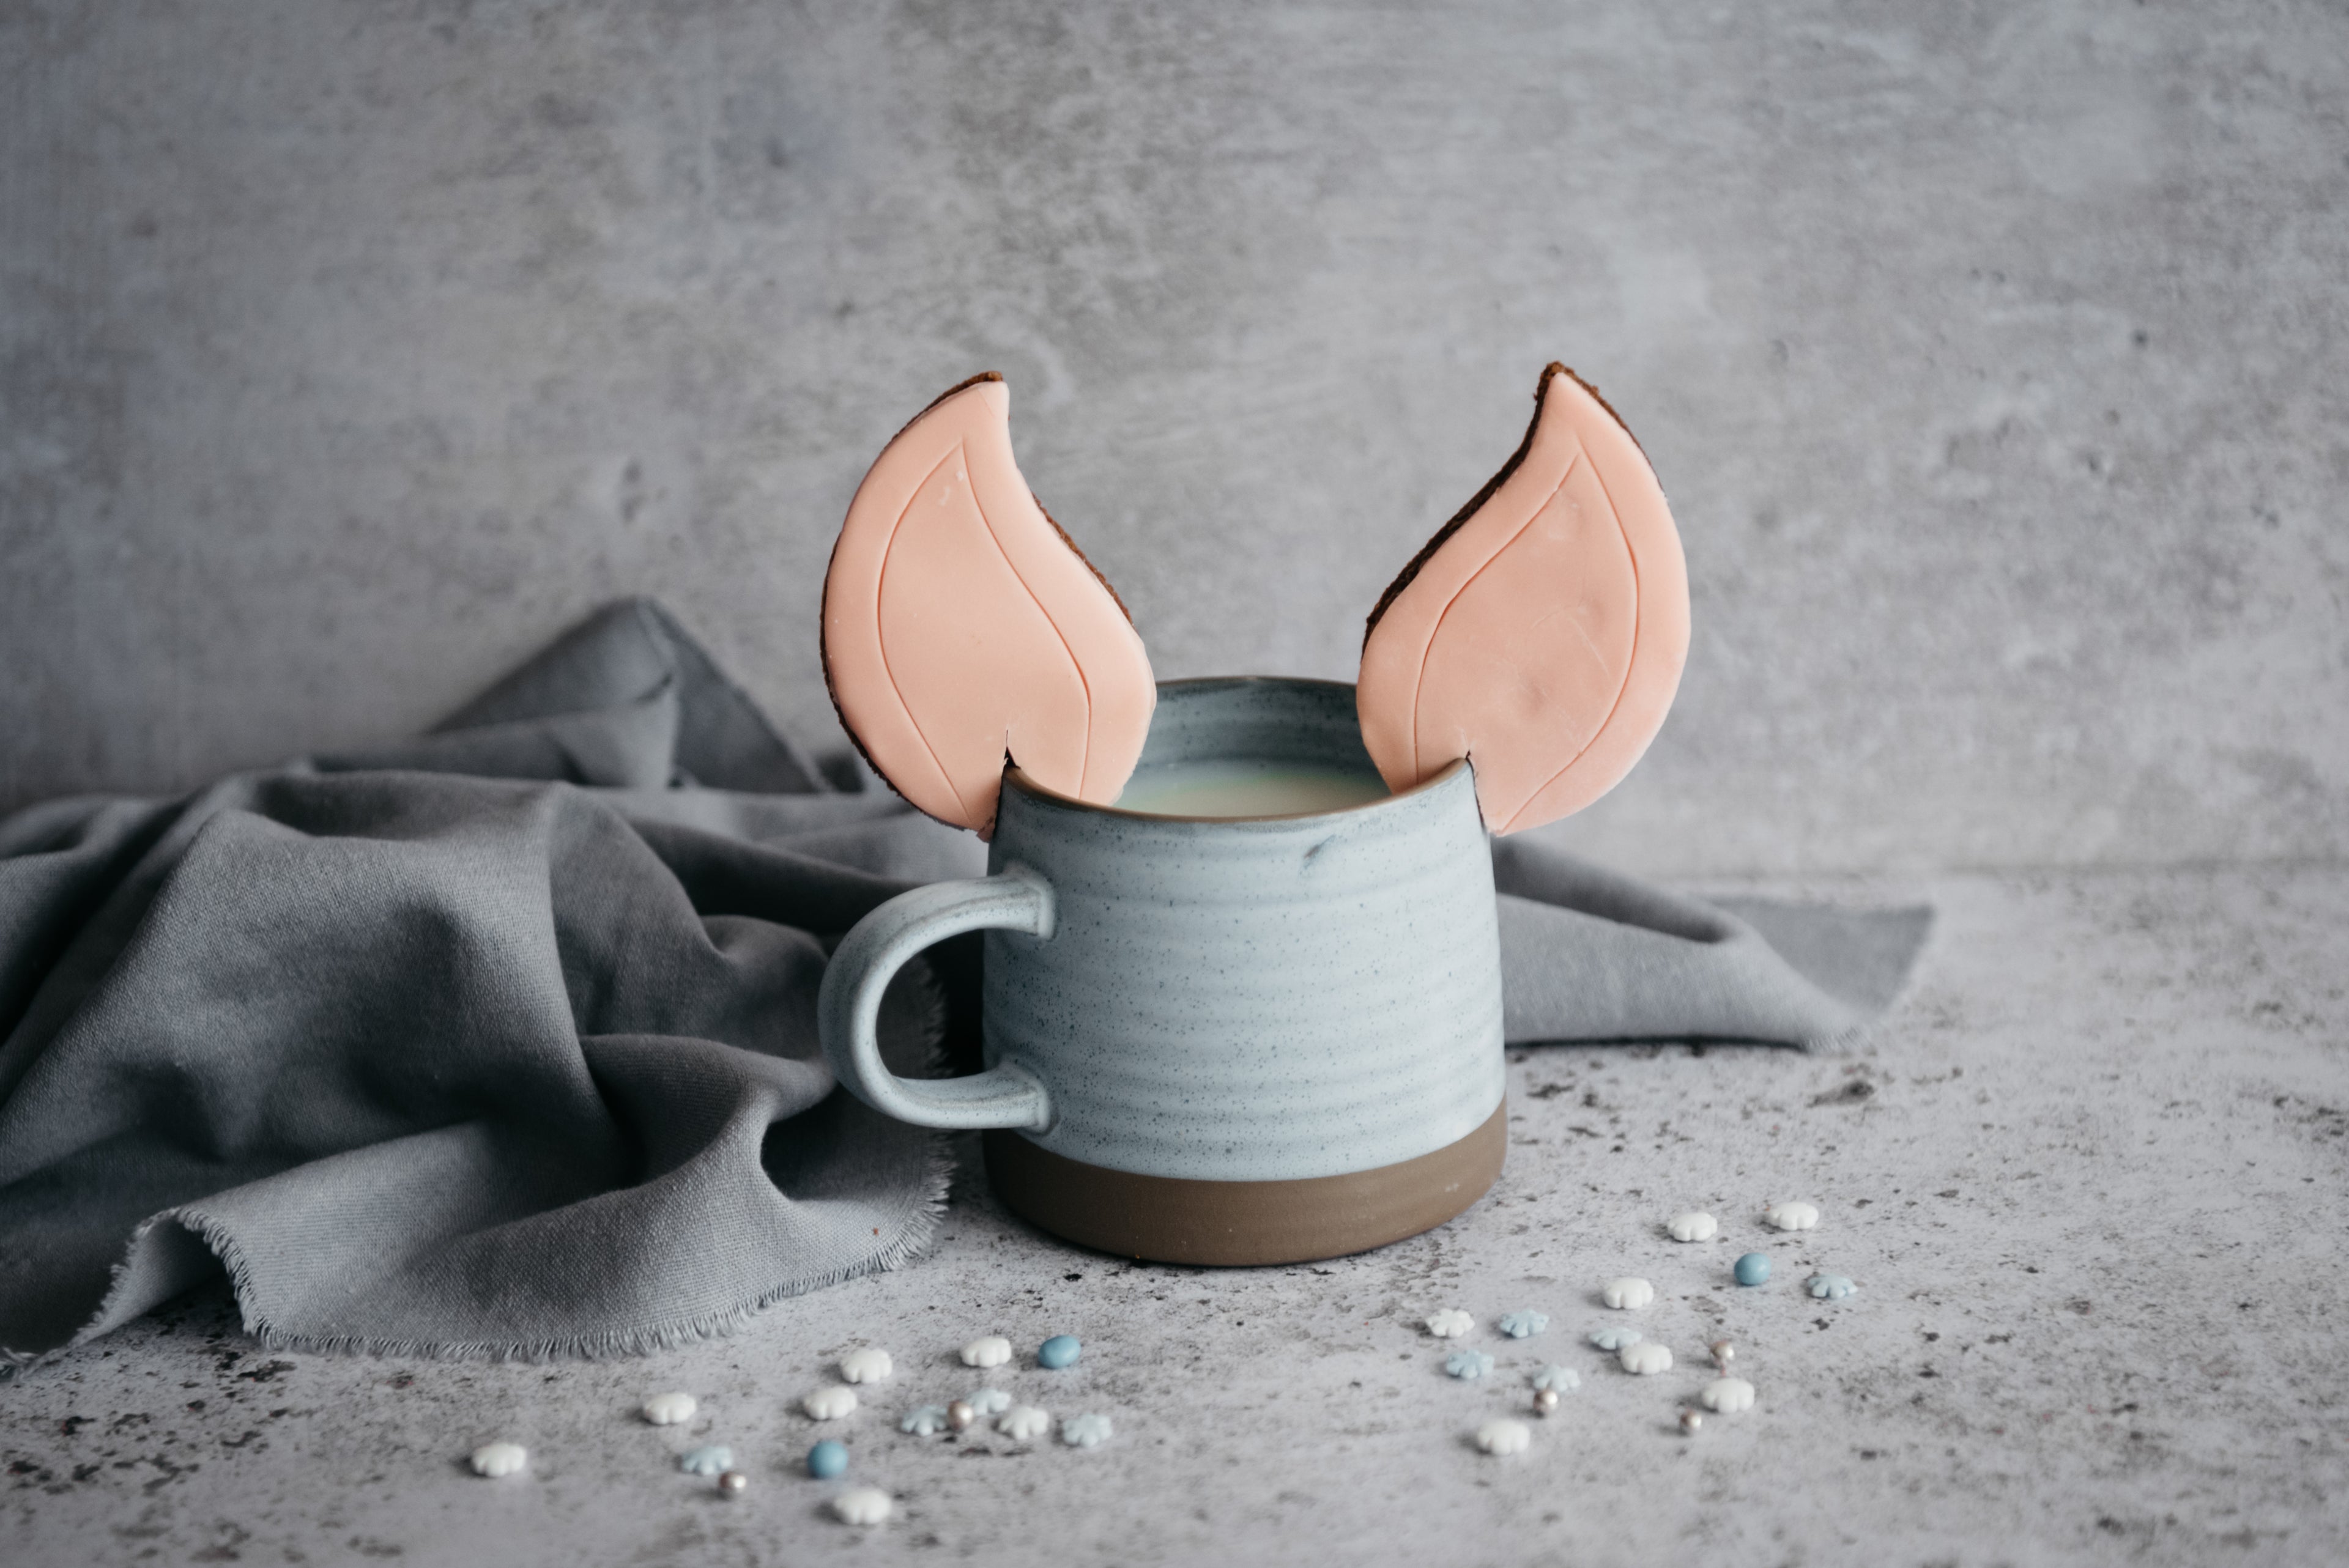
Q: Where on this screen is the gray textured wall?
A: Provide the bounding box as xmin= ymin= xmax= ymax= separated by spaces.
xmin=4 ymin=1 xmax=2342 ymax=876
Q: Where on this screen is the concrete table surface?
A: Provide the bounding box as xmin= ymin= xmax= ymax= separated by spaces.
xmin=4 ymin=860 xmax=2343 ymax=1566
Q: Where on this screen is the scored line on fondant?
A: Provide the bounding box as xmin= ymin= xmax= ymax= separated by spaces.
xmin=1497 ymin=451 xmax=1642 ymax=834
xmin=877 ymin=440 xmax=1100 ymax=808
xmin=956 ymin=443 xmax=1098 ymax=797
xmin=1406 ymin=449 xmax=1608 ymax=793
xmin=874 ymin=446 xmax=982 ymax=823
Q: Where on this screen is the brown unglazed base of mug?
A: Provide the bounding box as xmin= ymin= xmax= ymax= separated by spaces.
xmin=982 ymin=1101 xmax=1506 ymax=1267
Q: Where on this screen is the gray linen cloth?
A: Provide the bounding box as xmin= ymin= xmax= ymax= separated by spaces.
xmin=0 ymin=599 xmax=1929 ymax=1368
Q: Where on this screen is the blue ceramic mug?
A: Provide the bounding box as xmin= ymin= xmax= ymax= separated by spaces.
xmin=817 ymin=678 xmax=1505 ymax=1263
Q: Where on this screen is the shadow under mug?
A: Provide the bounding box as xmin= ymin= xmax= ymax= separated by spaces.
xmin=817 ymin=677 xmax=1505 ymax=1265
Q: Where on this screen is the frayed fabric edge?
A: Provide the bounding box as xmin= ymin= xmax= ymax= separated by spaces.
xmin=4 ymin=1134 xmax=955 ymax=1377
xmin=239 ymin=1135 xmax=958 ymax=1364
xmin=5 ymin=968 xmax=963 ymax=1378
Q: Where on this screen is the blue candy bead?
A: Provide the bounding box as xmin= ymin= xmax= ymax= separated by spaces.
xmin=1038 ymin=1334 xmax=1082 ymax=1369
xmin=806 ymin=1439 xmax=848 ymax=1479
xmin=1734 ymin=1252 xmax=1772 ymax=1287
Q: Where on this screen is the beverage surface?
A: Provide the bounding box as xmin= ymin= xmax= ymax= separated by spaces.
xmin=1110 ymin=759 xmax=1390 ymax=818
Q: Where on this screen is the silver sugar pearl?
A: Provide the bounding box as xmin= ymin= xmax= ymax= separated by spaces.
xmin=946 ymin=1399 xmax=976 ymax=1433
xmin=717 ymin=1470 xmax=749 ymax=1497
xmin=1680 ymin=1409 xmax=1704 ymax=1435
xmin=1710 ymin=1339 xmax=1735 ymax=1369
xmin=1532 ymin=1387 xmax=1560 ymax=1416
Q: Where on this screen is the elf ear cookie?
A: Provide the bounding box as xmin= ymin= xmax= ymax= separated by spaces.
xmin=1357 ymin=364 xmax=1689 ymax=835
xmin=822 ymin=373 xmax=1156 ymax=836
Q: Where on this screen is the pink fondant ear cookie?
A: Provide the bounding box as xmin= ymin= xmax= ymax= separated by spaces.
xmin=822 ymin=373 xmax=1156 ymax=835
xmin=1357 ymin=364 xmax=1690 ymax=835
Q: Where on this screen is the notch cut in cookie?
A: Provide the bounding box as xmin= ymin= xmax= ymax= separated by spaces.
xmin=1357 ymin=364 xmax=1689 ymax=835
xmin=822 ymin=374 xmax=1155 ymax=835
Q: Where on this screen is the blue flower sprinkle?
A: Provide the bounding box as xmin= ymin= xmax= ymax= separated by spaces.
xmin=1531 ymin=1365 xmax=1581 ymax=1394
xmin=679 ymin=1444 xmax=732 ymax=1476
xmin=900 ymin=1405 xmax=952 ymax=1435
xmin=1039 ymin=1334 xmax=1082 ymax=1370
xmin=806 ymin=1440 xmax=848 ymax=1480
xmin=1807 ymin=1273 xmax=1858 ymax=1300
xmin=1498 ymin=1310 xmax=1549 ymax=1339
xmin=1588 ymin=1326 xmax=1643 ymax=1352
xmin=1061 ymin=1413 xmax=1113 ymax=1449
xmin=1445 ymin=1348 xmax=1496 ymax=1380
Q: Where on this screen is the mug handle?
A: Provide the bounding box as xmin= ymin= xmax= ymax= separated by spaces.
xmin=817 ymin=865 xmax=1055 ymax=1131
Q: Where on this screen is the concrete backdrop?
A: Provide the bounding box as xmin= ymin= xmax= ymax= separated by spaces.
xmin=4 ymin=0 xmax=2344 ymax=877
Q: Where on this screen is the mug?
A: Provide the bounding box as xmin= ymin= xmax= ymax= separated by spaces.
xmin=817 ymin=677 xmax=1505 ymax=1265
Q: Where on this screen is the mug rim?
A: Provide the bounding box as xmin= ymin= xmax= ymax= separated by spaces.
xmin=1003 ymin=675 xmax=1473 ymax=826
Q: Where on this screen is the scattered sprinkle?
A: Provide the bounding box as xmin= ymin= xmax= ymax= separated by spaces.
xmin=1039 ymin=1334 xmax=1082 ymax=1370
xmin=900 ymin=1405 xmax=952 ymax=1436
xmin=840 ymin=1347 xmax=894 ymax=1384
xmin=803 ymin=1386 xmax=859 ymax=1421
xmin=1425 ymin=1308 xmax=1475 ymax=1338
xmin=1669 ymin=1211 xmax=1720 ymax=1242
xmin=1588 ymin=1326 xmax=1643 ymax=1352
xmin=1701 ymin=1377 xmax=1757 ymax=1414
xmin=1477 ymin=1418 xmax=1532 ymax=1456
xmin=641 ymin=1391 xmax=697 ymax=1426
xmin=968 ymin=1389 xmax=1012 ymax=1416
xmin=1619 ymin=1342 xmax=1673 ymax=1376
xmin=1445 ymin=1349 xmax=1496 ymax=1380
xmin=806 ymin=1440 xmax=848 ymax=1479
xmin=1680 ymin=1409 xmax=1704 ymax=1435
xmin=998 ymin=1405 xmax=1051 ymax=1440
xmin=961 ymin=1336 xmax=1012 ymax=1369
xmin=1710 ymin=1339 xmax=1737 ymax=1370
xmin=1734 ymin=1253 xmax=1772 ymax=1287
xmin=1532 ymin=1365 xmax=1581 ymax=1393
xmin=1062 ymin=1413 xmax=1113 ymax=1449
xmin=1498 ymin=1310 xmax=1549 ymax=1339
xmin=1765 ymin=1200 xmax=1821 ymax=1232
xmin=678 ymin=1445 xmax=732 ymax=1476
xmin=469 ymin=1441 xmax=527 ymax=1479
xmin=1531 ymin=1387 xmax=1560 ymax=1416
xmin=1808 ymin=1274 xmax=1859 ymax=1300
xmin=946 ymin=1400 xmax=976 ymax=1432
xmin=833 ymin=1486 xmax=891 ymax=1526
xmin=1602 ymin=1278 xmax=1655 ymax=1311
xmin=716 ymin=1470 xmax=748 ymax=1498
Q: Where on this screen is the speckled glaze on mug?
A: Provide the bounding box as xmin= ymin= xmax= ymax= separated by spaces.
xmin=818 ymin=678 xmax=1505 ymax=1263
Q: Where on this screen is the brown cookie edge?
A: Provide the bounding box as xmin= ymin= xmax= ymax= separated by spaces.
xmin=1362 ymin=363 xmax=1644 ymax=648
xmin=817 ymin=372 xmax=1137 ymax=834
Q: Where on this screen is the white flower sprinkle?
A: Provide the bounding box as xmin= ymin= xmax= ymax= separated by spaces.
xmin=1701 ymin=1377 xmax=1756 ymax=1413
xmin=803 ymin=1386 xmax=859 ymax=1421
xmin=1425 ymin=1308 xmax=1475 ymax=1338
xmin=1601 ymin=1278 xmax=1655 ymax=1310
xmin=998 ymin=1405 xmax=1051 ymax=1440
xmin=469 ymin=1441 xmax=527 ymax=1478
xmin=961 ymin=1336 xmax=1013 ymax=1369
xmin=640 ymin=1391 xmax=696 ymax=1426
xmin=1477 ymin=1419 xmax=1532 ymax=1455
xmin=1619 ymin=1342 xmax=1674 ymax=1375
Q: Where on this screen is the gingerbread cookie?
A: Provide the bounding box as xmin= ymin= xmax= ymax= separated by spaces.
xmin=821 ymin=374 xmax=1156 ymax=835
xmin=1356 ymin=364 xmax=1689 ymax=835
